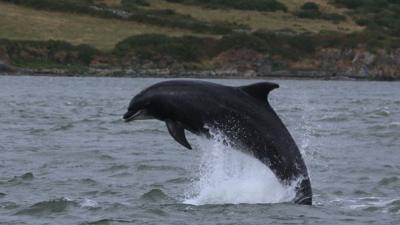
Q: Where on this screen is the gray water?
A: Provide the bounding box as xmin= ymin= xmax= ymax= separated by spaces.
xmin=0 ymin=76 xmax=399 ymax=225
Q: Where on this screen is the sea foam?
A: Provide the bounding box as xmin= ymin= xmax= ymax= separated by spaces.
xmin=184 ymin=131 xmax=296 ymax=205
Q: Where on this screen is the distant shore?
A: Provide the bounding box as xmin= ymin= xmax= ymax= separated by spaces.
xmin=2 ymin=67 xmax=398 ymax=81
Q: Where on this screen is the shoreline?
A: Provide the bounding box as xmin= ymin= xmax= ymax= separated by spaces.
xmin=2 ymin=67 xmax=398 ymax=81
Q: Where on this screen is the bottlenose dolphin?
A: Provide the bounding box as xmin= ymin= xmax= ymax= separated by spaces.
xmin=123 ymin=80 xmax=312 ymax=205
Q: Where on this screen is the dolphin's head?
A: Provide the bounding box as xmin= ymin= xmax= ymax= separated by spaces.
xmin=123 ymin=90 xmax=155 ymax=122
xmin=123 ymin=81 xmax=209 ymax=149
xmin=123 ymin=83 xmax=177 ymax=122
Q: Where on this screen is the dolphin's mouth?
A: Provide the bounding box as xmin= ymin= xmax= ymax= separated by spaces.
xmin=123 ymin=110 xmax=144 ymax=122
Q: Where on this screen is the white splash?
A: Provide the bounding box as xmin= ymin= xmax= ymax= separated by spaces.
xmin=80 ymin=198 xmax=99 ymax=208
xmin=183 ymin=131 xmax=296 ymax=205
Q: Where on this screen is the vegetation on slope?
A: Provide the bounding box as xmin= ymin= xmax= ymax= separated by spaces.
xmin=164 ymin=0 xmax=287 ymax=12
xmin=0 ymin=1 xmax=211 ymax=50
xmin=333 ymin=0 xmax=400 ymax=36
xmin=2 ymin=30 xmax=399 ymax=69
xmin=145 ymin=0 xmax=361 ymax=33
xmin=0 ymin=0 xmax=243 ymax=34
xmin=0 ymin=39 xmax=98 ymax=70
xmin=294 ymin=2 xmax=346 ymax=23
xmin=1 ymin=0 xmax=399 ymax=79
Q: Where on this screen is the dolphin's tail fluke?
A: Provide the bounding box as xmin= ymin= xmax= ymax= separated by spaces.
xmin=294 ymin=177 xmax=312 ymax=205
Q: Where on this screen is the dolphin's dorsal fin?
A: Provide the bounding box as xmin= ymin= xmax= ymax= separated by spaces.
xmin=166 ymin=120 xmax=192 ymax=150
xmin=239 ymin=82 xmax=279 ymax=102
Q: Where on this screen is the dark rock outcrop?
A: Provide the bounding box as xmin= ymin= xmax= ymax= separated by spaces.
xmin=210 ymin=49 xmax=264 ymax=74
xmin=212 ymin=47 xmax=400 ymax=80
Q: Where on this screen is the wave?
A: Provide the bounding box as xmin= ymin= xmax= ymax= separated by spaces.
xmin=334 ymin=197 xmax=400 ymax=214
xmin=183 ymin=131 xmax=296 ymax=205
xmin=6 ymin=172 xmax=34 ymax=185
xmin=15 ymin=198 xmax=76 ymax=215
xmin=140 ymin=189 xmax=169 ymax=202
xmin=15 ymin=197 xmax=100 ymax=216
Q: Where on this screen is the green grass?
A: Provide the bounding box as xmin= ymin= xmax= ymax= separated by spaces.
xmin=0 ymin=0 xmax=366 ymax=52
xmin=144 ymin=0 xmax=363 ymax=33
xmin=0 ymin=1 xmax=211 ymax=50
xmin=12 ymin=58 xmax=89 ymax=72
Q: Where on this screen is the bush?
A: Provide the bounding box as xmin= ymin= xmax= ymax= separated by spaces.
xmin=301 ymin=2 xmax=319 ymax=11
xmin=333 ymin=0 xmax=390 ymax=9
xmin=165 ymin=0 xmax=287 ymax=12
xmin=1 ymin=39 xmax=99 ymax=65
xmin=220 ymin=32 xmax=318 ymax=60
xmin=1 ymin=0 xmax=127 ymax=21
xmin=334 ymin=0 xmax=400 ymax=35
xmin=76 ymin=44 xmax=98 ymax=64
xmin=295 ymin=3 xmax=346 ymax=23
xmin=320 ymin=13 xmax=346 ymax=23
xmin=114 ymin=34 xmax=216 ymax=62
xmin=219 ymin=33 xmax=268 ymax=52
xmin=295 ymin=10 xmax=321 ymax=19
xmin=334 ymin=0 xmax=366 ymax=9
xmin=2 ymin=0 xmax=95 ymax=13
xmin=315 ymin=30 xmax=396 ymax=50
xmin=121 ymin=0 xmax=149 ymax=8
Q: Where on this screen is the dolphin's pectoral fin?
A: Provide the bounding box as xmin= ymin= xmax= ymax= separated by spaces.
xmin=166 ymin=120 xmax=192 ymax=150
xmin=238 ymin=82 xmax=279 ymax=102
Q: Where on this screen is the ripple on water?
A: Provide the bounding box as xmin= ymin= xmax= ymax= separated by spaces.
xmin=378 ymin=176 xmax=399 ymax=186
xmin=51 ymin=123 xmax=74 ymax=132
xmin=103 ymin=165 xmax=129 ymax=172
xmin=97 ymin=154 xmax=115 ymax=161
xmin=28 ymin=128 xmax=47 ymax=135
xmin=165 ymin=177 xmax=190 ymax=184
xmin=386 ymin=199 xmax=400 ymax=213
xmin=15 ymin=198 xmax=77 ymax=216
xmin=114 ymin=128 xmax=165 ymax=135
xmin=367 ymin=124 xmax=388 ymax=131
xmin=351 ymin=99 xmax=372 ymax=105
xmin=81 ymin=219 xmax=134 ymax=225
xmin=353 ymin=190 xmax=370 ymax=196
xmin=136 ymin=164 xmax=184 ymax=172
xmin=78 ymin=178 xmax=99 ymax=186
xmin=366 ymin=108 xmax=391 ymax=118
xmin=333 ymin=196 xmax=400 ymax=215
xmin=318 ymin=114 xmax=350 ymax=122
xmin=6 ymin=172 xmax=34 ymax=185
xmin=1 ymin=201 xmax=19 ymax=210
xmin=363 ymin=198 xmax=400 ymax=214
xmin=16 ymin=172 xmax=34 ymax=180
xmin=109 ymin=172 xmax=132 ymax=178
xmin=389 ymin=122 xmax=400 ymax=128
xmin=140 ymin=189 xmax=169 ymax=202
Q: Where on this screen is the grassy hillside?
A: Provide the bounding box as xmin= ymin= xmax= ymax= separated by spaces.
xmin=144 ymin=0 xmax=362 ymax=32
xmin=0 ymin=1 xmax=212 ymax=50
xmin=0 ymin=0 xmax=365 ymax=49
xmin=1 ymin=0 xmax=399 ymax=80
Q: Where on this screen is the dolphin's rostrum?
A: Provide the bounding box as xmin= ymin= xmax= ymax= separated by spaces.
xmin=123 ymin=80 xmax=312 ymax=205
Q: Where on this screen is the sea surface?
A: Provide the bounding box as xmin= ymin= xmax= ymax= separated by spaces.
xmin=0 ymin=76 xmax=399 ymax=225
